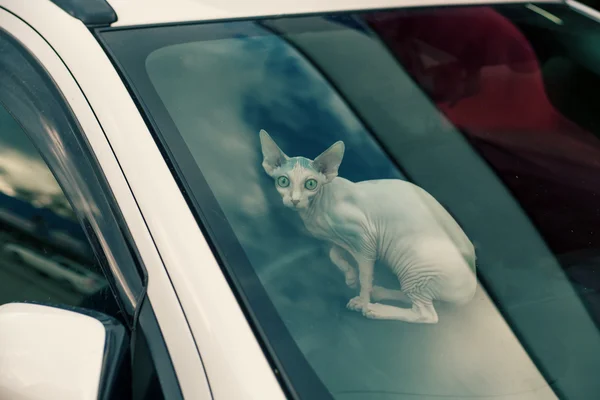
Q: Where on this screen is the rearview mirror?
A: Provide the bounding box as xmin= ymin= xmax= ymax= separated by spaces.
xmin=0 ymin=302 xmax=129 ymax=400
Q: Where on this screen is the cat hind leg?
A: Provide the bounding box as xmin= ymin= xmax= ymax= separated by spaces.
xmin=371 ymin=286 xmax=411 ymax=304
xmin=363 ymin=300 xmax=438 ymax=324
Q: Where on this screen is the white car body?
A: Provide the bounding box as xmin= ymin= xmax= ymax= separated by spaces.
xmin=105 ymin=0 xmax=557 ymax=27
xmin=0 ymin=0 xmax=598 ymax=399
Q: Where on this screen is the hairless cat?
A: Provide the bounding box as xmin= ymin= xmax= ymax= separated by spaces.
xmin=260 ymin=129 xmax=476 ymax=323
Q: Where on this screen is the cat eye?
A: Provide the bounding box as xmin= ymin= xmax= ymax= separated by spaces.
xmin=277 ymin=176 xmax=290 ymax=188
xmin=304 ymin=178 xmax=318 ymax=190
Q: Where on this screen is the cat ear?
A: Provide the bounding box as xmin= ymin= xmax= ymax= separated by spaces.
xmin=313 ymin=141 xmax=345 ymax=182
xmin=259 ymin=129 xmax=288 ymax=176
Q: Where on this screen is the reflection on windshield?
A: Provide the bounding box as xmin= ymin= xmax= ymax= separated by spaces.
xmin=0 ymin=105 xmax=107 ymax=307
xmin=105 ymin=4 xmax=600 ymax=399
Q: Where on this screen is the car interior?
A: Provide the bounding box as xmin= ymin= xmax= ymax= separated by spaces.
xmin=367 ymin=3 xmax=600 ymax=323
xmin=98 ymin=6 xmax=600 ymax=397
xmin=270 ymin=6 xmax=600 ymax=397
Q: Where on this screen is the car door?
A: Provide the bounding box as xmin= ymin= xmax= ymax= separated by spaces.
xmin=0 ymin=8 xmax=209 ymax=400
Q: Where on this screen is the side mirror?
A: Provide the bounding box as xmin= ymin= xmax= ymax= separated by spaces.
xmin=0 ymin=302 xmax=129 ymax=400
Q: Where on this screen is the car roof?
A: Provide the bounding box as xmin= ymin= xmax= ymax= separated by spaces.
xmin=106 ymin=0 xmax=562 ymax=27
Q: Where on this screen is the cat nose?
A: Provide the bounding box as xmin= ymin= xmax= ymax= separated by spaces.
xmin=291 ymin=200 xmax=299 ymax=206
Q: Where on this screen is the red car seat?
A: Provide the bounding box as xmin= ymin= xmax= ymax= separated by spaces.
xmin=367 ymin=7 xmax=600 ymax=255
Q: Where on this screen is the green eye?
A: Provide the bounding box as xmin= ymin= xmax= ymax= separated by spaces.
xmin=305 ymin=178 xmax=318 ymax=190
xmin=277 ymin=176 xmax=290 ymax=188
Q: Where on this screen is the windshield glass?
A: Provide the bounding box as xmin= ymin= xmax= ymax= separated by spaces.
xmin=101 ymin=4 xmax=600 ymax=399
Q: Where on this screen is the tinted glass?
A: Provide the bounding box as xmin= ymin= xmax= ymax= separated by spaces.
xmin=102 ymin=3 xmax=600 ymax=399
xmin=0 ymin=102 xmax=114 ymax=313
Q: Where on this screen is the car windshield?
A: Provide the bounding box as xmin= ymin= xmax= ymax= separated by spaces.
xmin=100 ymin=3 xmax=600 ymax=399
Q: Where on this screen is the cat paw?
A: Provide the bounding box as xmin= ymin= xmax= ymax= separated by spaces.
xmin=363 ymin=303 xmax=386 ymax=319
xmin=346 ymin=296 xmax=367 ymax=312
xmin=345 ymin=272 xmax=358 ymax=289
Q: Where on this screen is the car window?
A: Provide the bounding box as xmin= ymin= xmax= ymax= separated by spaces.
xmin=0 ymin=28 xmax=183 ymax=399
xmin=0 ymin=102 xmax=117 ymax=314
xmin=101 ymin=4 xmax=600 ymax=399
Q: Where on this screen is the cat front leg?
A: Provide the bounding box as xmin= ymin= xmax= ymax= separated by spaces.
xmin=329 ymin=246 xmax=358 ymax=289
xmin=346 ymin=256 xmax=374 ymax=313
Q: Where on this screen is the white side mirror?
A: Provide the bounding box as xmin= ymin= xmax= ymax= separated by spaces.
xmin=0 ymin=303 xmax=128 ymax=400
